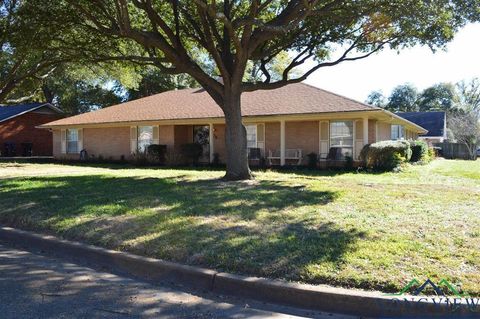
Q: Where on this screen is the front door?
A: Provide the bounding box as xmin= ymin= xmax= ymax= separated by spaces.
xmin=193 ymin=125 xmax=210 ymax=163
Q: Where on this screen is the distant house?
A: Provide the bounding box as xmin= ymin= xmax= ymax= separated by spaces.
xmin=40 ymin=84 xmax=426 ymax=165
xmin=396 ymin=111 xmax=447 ymax=145
xmin=0 ymin=103 xmax=64 ymax=157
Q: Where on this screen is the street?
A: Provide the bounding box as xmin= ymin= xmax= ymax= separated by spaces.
xmin=0 ymin=243 xmax=358 ymax=319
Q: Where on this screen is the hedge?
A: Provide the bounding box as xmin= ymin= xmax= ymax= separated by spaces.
xmin=409 ymin=140 xmax=429 ymax=163
xmin=360 ymin=140 xmax=412 ymax=171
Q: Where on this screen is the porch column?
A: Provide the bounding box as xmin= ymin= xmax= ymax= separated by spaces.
xmin=209 ymin=123 xmax=214 ymax=163
xmin=280 ymin=120 xmax=286 ymax=166
xmin=363 ymin=117 xmax=369 ymax=146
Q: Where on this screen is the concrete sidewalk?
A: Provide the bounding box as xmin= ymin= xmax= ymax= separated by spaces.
xmin=0 ymin=243 xmax=357 ymax=319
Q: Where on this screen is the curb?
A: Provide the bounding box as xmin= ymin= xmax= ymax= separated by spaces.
xmin=0 ymin=226 xmax=476 ymax=318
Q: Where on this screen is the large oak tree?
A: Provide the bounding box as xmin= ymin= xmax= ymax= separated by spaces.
xmin=0 ymin=0 xmax=69 ymax=103
xmin=29 ymin=0 xmax=479 ymax=180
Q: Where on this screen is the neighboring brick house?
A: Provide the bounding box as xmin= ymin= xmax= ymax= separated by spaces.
xmin=0 ymin=103 xmax=64 ymax=157
xmin=40 ymin=83 xmax=427 ymax=165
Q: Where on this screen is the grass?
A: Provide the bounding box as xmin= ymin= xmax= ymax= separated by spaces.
xmin=0 ymin=160 xmax=479 ymax=296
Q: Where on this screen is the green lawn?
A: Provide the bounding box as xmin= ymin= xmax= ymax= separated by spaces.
xmin=0 ymin=160 xmax=479 ymax=295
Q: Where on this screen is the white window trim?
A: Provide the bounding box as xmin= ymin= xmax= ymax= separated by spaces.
xmin=391 ymin=124 xmax=405 ymax=140
xmin=329 ymin=120 xmax=354 ymax=159
xmin=66 ymin=128 xmax=79 ymax=154
xmin=245 ymin=124 xmax=258 ymax=149
xmin=137 ymin=126 xmax=154 ymax=153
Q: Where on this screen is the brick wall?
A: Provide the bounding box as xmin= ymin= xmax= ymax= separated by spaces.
xmin=265 ymin=122 xmax=280 ymax=154
xmin=53 ymin=127 xmax=130 ymax=160
xmin=0 ymin=112 xmax=62 ymax=156
xmin=368 ymin=119 xmax=376 ymax=143
xmin=377 ymin=122 xmax=391 ymax=141
xmin=285 ymin=121 xmax=319 ymax=164
xmin=212 ymin=124 xmax=226 ymax=162
xmin=83 ymin=127 xmax=130 ymax=160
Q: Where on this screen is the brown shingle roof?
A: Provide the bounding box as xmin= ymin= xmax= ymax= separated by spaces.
xmin=42 ymin=83 xmax=379 ymax=127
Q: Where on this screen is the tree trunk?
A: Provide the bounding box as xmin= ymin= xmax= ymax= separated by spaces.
xmin=222 ymin=90 xmax=252 ymax=180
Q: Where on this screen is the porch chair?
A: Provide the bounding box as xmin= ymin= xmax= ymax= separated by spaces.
xmin=248 ymin=147 xmax=262 ymax=160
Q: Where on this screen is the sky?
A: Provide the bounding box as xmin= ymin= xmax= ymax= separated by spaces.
xmin=304 ymin=23 xmax=480 ymax=103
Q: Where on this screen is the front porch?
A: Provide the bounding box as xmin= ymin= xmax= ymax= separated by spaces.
xmin=55 ymin=111 xmax=419 ymax=165
xmin=141 ymin=116 xmax=381 ymax=166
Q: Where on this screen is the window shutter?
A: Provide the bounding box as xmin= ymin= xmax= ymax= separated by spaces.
xmin=354 ymin=120 xmax=364 ymax=160
xmin=77 ymin=128 xmax=83 ymax=152
xmin=61 ymin=129 xmax=67 ymax=154
xmin=257 ymin=123 xmax=265 ymax=153
xmin=153 ymin=125 xmax=159 ymax=144
xmin=130 ymin=126 xmax=138 ymax=154
xmin=319 ymin=121 xmax=329 ymax=155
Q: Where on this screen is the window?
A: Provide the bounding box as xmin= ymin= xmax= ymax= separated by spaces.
xmin=391 ymin=125 xmax=405 ymax=140
xmin=137 ymin=126 xmax=153 ymax=153
xmin=66 ymin=129 xmax=78 ymax=153
xmin=330 ymin=121 xmax=353 ymax=159
xmin=245 ymin=125 xmax=257 ymax=149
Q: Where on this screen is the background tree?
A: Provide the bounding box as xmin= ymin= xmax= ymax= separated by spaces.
xmin=448 ymin=111 xmax=480 ymax=160
xmin=456 ymin=78 xmax=480 ymax=114
xmin=41 ymin=66 xmax=125 ymax=114
xmin=127 ymin=68 xmax=197 ymax=100
xmin=417 ymin=83 xmax=457 ymax=112
xmin=385 ymin=84 xmax=419 ymax=112
xmin=367 ymin=78 xmax=480 ymax=115
xmin=26 ymin=0 xmax=480 ymax=180
xmin=365 ymin=90 xmax=386 ymax=108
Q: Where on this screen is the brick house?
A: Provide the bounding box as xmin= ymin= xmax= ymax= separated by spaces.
xmin=40 ymin=84 xmax=427 ymax=165
xmin=0 ymin=103 xmax=64 ymax=157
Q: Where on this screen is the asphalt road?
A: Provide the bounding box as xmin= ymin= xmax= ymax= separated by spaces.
xmin=0 ymin=243 xmax=360 ymax=319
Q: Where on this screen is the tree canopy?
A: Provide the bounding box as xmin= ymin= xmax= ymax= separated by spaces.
xmin=366 ymin=78 xmax=480 ymax=114
xmin=7 ymin=0 xmax=480 ymax=179
xmin=0 ymin=0 xmax=70 ymax=103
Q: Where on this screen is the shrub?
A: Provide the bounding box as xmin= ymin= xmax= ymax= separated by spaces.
xmin=428 ymin=147 xmax=436 ymax=161
xmin=180 ymin=143 xmax=203 ymax=165
xmin=360 ymin=140 xmax=412 ymax=171
xmin=133 ymin=151 xmax=149 ymax=166
xmin=147 ymin=144 xmax=167 ymax=164
xmin=410 ymin=140 xmax=429 ymax=162
xmin=306 ymin=152 xmax=318 ymax=169
xmin=345 ymin=155 xmax=354 ymax=170
xmin=212 ymin=153 xmax=221 ymax=166
xmin=165 ymin=150 xmax=184 ymax=166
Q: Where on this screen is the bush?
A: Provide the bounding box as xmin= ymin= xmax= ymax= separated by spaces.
xmin=410 ymin=140 xmax=429 ymax=162
xmin=345 ymin=155 xmax=354 ymax=170
xmin=133 ymin=152 xmax=149 ymax=166
xmin=306 ymin=152 xmax=318 ymax=169
xmin=360 ymin=140 xmax=412 ymax=171
xmin=428 ymin=147 xmax=436 ymax=161
xmin=180 ymin=143 xmax=203 ymax=165
xmin=212 ymin=153 xmax=221 ymax=166
xmin=147 ymin=144 xmax=167 ymax=164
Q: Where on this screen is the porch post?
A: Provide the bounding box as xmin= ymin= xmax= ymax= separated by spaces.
xmin=280 ymin=120 xmax=286 ymax=166
xmin=209 ymin=123 xmax=214 ymax=163
xmin=363 ymin=117 xmax=369 ymax=146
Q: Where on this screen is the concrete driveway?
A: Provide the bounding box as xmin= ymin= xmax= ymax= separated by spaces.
xmin=0 ymin=243 xmax=358 ymax=319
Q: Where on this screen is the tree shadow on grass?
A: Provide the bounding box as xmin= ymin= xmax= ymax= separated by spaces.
xmin=0 ymin=174 xmax=365 ymax=283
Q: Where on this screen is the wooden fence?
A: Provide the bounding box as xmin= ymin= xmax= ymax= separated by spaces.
xmin=435 ymin=142 xmax=477 ymax=160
